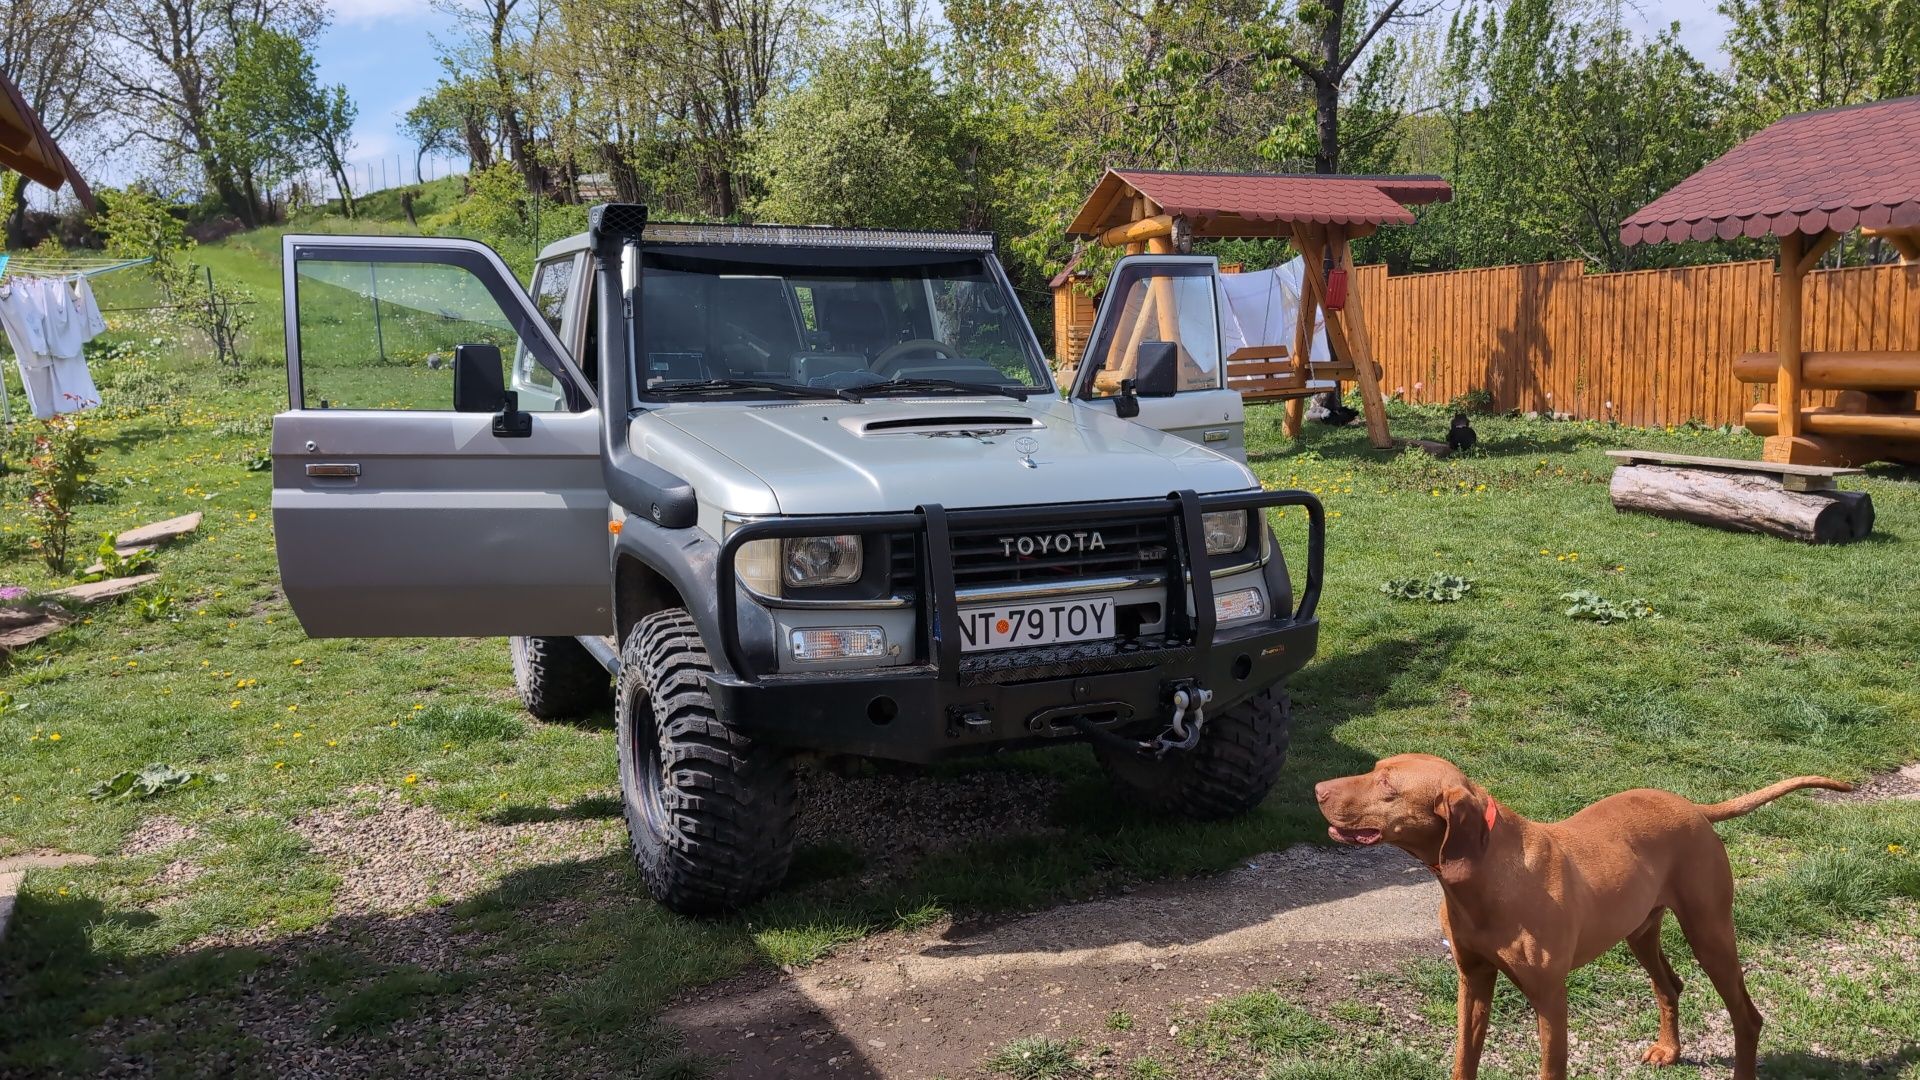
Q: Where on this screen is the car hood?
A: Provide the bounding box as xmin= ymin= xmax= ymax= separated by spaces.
xmin=637 ymin=397 xmax=1257 ymax=516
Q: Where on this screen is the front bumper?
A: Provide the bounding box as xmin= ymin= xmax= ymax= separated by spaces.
xmin=711 ymin=489 xmax=1324 ymax=763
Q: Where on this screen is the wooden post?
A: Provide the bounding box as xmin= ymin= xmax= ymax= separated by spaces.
xmin=1284 ymin=225 xmax=1324 ymax=438
xmin=1330 ymin=226 xmax=1393 ymax=449
xmin=1774 ymin=232 xmax=1806 ymax=442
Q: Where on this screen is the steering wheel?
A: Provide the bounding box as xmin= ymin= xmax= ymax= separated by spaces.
xmin=873 ymin=338 xmax=958 ymax=378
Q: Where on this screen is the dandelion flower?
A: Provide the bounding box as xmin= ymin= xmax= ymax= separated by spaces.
xmin=230 ymin=700 xmax=242 ymax=709
xmin=274 ymin=761 xmax=286 ymax=769
xmin=48 ymin=732 xmax=61 ymax=742
xmin=287 ymin=704 xmax=298 ymax=712
xmin=291 ymin=658 xmax=304 ymax=667
xmin=292 ymin=731 xmax=303 ymax=739
xmin=412 ymin=704 xmax=424 ymax=711
xmin=326 ymin=739 xmax=338 ymax=748
xmin=404 ymin=773 xmax=418 ymax=785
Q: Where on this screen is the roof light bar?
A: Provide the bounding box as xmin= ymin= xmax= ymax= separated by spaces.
xmin=642 ymin=221 xmax=995 ymax=252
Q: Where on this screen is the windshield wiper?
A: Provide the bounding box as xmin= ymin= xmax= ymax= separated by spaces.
xmin=860 ymin=378 xmax=1031 ymax=401
xmin=645 ymin=378 xmax=863 ymax=402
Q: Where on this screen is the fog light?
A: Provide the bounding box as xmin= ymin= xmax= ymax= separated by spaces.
xmin=790 ymin=626 xmax=886 ymax=661
xmin=1214 ymin=587 xmax=1266 ymax=623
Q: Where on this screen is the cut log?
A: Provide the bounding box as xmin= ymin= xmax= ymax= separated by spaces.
xmin=1734 ymin=351 xmax=1920 ymax=391
xmin=1398 ymin=437 xmax=1453 ymax=458
xmin=1609 ymin=465 xmax=1873 ymax=544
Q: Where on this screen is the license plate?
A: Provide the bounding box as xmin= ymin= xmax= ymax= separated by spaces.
xmin=957 ymin=597 xmax=1116 ymax=653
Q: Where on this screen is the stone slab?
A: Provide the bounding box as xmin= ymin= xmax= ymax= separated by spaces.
xmin=49 ymin=574 xmax=160 ymax=604
xmin=0 ymin=615 xmax=66 ymax=652
xmin=114 ymin=512 xmax=201 ymax=552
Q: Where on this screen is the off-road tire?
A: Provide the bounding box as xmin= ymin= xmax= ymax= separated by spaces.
xmin=510 ymin=635 xmax=612 ymax=720
xmin=1092 ymin=687 xmax=1291 ymax=819
xmin=616 ymin=609 xmax=796 ymax=914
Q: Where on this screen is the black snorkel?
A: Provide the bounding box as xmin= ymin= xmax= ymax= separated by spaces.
xmin=587 ymin=203 xmax=697 ymax=529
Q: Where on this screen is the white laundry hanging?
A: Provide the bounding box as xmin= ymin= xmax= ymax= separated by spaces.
xmin=0 ymin=276 xmax=104 ymax=420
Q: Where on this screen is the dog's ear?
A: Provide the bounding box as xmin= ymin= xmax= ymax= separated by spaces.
xmin=1434 ymin=784 xmax=1489 ymax=883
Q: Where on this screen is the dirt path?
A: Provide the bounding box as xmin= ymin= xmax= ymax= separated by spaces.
xmin=667 ymin=843 xmax=1445 ymax=1078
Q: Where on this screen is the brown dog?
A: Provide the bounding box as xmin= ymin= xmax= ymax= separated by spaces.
xmin=1315 ymin=754 xmax=1849 ymax=1080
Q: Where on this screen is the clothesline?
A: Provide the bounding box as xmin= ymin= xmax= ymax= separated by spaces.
xmin=0 ymin=255 xmax=154 ymax=280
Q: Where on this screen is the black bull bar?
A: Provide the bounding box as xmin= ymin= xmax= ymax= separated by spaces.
xmin=714 ymin=488 xmax=1325 ymax=685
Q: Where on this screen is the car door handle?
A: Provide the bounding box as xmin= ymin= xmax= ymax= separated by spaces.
xmin=1203 ymin=429 xmax=1230 ymax=443
xmin=306 ymin=463 xmax=361 ymax=478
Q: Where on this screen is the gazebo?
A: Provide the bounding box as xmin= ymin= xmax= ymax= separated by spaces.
xmin=1062 ymin=170 xmax=1449 ymax=448
xmin=1621 ymin=95 xmax=1920 ymax=466
xmin=0 ymin=71 xmax=92 ymax=208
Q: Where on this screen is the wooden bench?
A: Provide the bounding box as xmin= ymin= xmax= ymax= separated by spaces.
xmin=1605 ymin=450 xmax=1872 ymax=543
xmin=1603 ymin=450 xmax=1862 ymax=491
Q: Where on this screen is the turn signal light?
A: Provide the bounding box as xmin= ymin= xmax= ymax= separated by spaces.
xmin=1214 ymin=587 xmax=1266 ymax=624
xmin=790 ymin=627 xmax=886 ymax=662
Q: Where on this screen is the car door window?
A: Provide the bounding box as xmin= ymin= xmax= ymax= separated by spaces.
xmin=292 ymin=249 xmax=575 ymax=412
xmin=512 ymin=257 xmax=575 ymax=407
xmin=1078 ymin=262 xmax=1222 ymax=399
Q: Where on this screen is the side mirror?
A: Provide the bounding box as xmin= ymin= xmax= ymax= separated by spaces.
xmin=1134 ymin=341 xmax=1179 ymax=397
xmin=453 ymin=343 xmax=505 ymax=412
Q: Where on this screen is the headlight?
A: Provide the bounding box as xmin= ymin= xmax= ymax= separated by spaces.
xmin=1202 ymin=510 xmax=1249 ymax=556
xmin=783 ymin=535 xmax=862 ymax=587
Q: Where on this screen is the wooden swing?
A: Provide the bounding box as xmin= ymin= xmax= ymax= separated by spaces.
xmin=1061 ymin=170 xmax=1451 ymax=449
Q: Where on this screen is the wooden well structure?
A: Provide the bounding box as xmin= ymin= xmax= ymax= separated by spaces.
xmin=1060 ymin=170 xmax=1449 ymax=448
xmin=1622 ymin=95 xmax=1920 ymax=467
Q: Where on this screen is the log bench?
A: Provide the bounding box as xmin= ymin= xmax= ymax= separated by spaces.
xmin=1605 ymin=451 xmax=1873 ymax=544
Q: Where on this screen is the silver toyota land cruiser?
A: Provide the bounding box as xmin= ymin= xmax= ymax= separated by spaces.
xmin=272 ymin=204 xmax=1324 ymax=913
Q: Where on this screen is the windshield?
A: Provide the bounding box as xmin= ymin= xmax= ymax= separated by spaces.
xmin=635 ymin=247 xmax=1049 ymax=397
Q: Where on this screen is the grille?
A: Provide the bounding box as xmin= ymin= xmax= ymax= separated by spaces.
xmin=888 ymin=513 xmax=1176 ymax=596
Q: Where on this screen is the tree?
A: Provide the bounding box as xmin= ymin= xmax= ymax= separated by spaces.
xmin=1720 ymin=0 xmax=1920 ymax=125
xmin=1416 ymin=0 xmax=1732 ymax=271
xmin=403 ymin=78 xmax=495 ymax=178
xmin=751 ymin=40 xmax=972 ymax=230
xmin=208 ymin=25 xmax=357 ymax=218
xmin=1 ymin=0 xmax=111 ymax=244
xmin=1251 ymin=0 xmax=1435 ymax=172
xmin=96 ymin=0 xmax=327 ymax=225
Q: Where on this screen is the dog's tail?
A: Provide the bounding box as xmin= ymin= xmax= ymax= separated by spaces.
xmin=1699 ymin=776 xmax=1852 ymax=822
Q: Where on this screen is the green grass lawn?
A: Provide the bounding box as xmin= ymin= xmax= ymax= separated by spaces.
xmin=3 ymin=232 xmax=1919 ymax=1077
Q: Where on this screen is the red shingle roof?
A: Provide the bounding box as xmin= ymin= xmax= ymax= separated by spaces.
xmin=1621 ymin=95 xmax=1920 ymax=246
xmin=1 ymin=70 xmax=91 ymax=206
xmin=1067 ymin=170 xmax=1451 ymax=238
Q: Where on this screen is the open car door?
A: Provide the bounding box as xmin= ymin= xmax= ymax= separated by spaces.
xmin=271 ymin=235 xmax=611 ymax=637
xmin=1069 ymin=255 xmax=1246 ymax=461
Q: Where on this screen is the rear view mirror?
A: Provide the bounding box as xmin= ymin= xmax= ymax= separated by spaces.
xmin=1134 ymin=341 xmax=1179 ymax=397
xmin=453 ymin=343 xmax=505 ymax=412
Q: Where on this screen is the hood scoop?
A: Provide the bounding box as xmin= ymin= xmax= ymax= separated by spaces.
xmin=849 ymin=414 xmax=1044 ymax=436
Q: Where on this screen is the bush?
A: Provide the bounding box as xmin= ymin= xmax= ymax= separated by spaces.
xmin=24 ymin=418 xmax=96 ymax=573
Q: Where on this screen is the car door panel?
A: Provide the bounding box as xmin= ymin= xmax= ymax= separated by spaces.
xmin=1068 ymin=255 xmax=1247 ymax=461
xmin=272 ymin=235 xmax=610 ymax=638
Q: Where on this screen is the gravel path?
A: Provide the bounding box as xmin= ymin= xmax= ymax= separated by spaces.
xmin=666 ymin=842 xmax=1447 ymax=1079
xmin=796 ymin=766 xmax=1064 ymax=873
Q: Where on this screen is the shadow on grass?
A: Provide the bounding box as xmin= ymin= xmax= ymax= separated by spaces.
xmin=0 ymin=853 xmax=884 ymax=1079
xmin=1247 ymin=420 xmax=1616 ymax=467
xmin=484 ymin=792 xmax=622 ymax=825
xmin=1758 ymin=1046 xmax=1920 ymax=1079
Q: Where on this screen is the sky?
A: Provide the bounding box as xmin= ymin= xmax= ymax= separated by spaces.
xmin=310 ymin=0 xmax=458 ymax=185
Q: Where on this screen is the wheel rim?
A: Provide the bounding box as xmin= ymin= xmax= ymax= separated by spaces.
xmin=624 ymin=683 xmax=670 ymax=839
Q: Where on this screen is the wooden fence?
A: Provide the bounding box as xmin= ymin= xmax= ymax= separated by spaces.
xmin=1353 ymin=259 xmax=1920 ymax=428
